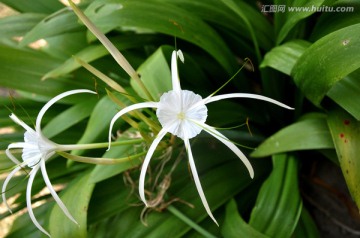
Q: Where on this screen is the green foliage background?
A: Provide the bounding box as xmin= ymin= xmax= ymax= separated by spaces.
xmin=0 ymin=0 xmax=359 ymax=237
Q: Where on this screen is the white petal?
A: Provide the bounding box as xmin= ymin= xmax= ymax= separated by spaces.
xmin=177 ymin=50 xmax=184 ymax=63
xmin=184 ymin=137 xmax=218 ymax=226
xmin=40 ymin=159 xmax=78 ymax=224
xmin=198 ymin=122 xmax=254 ymax=178
xmin=108 ymin=102 xmax=158 ymax=150
xmin=36 ymin=89 xmax=96 ymax=133
xmin=171 ymin=51 xmax=181 ymax=93
xmin=2 ymin=166 xmax=22 ymax=213
xmin=204 ymin=93 xmax=294 ymax=110
xmin=68 ymin=1 xmax=137 ymax=79
xmin=9 ymin=113 xmax=35 ymax=133
xmin=26 ymin=165 xmax=51 ymax=237
xmin=139 ymin=126 xmax=169 ymax=206
xmin=6 ymin=147 xmax=21 ymax=164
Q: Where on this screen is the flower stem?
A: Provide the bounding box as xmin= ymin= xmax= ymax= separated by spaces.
xmin=56 ymin=138 xmax=144 ymax=151
xmin=57 ymin=151 xmax=147 ymax=165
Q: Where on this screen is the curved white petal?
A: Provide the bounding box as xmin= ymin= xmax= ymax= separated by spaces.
xmin=139 ymin=126 xmax=169 ymax=206
xmin=198 ymin=122 xmax=254 ymax=178
xmin=171 ymin=50 xmax=181 ymax=93
xmin=2 ymin=165 xmax=22 ymax=213
xmin=184 ymin=136 xmax=218 ymax=226
xmin=204 ymin=93 xmax=294 ymax=110
xmin=36 ymin=89 xmax=96 ymax=133
xmin=26 ymin=165 xmax=51 ymax=237
xmin=5 ymin=147 xmax=21 ymax=164
xmin=40 ymin=159 xmax=78 ymax=224
xmin=107 ymin=102 xmax=158 ymax=150
xmin=9 ymin=113 xmax=35 ymax=133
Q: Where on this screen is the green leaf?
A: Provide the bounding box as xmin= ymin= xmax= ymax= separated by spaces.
xmin=42 ymin=98 xmax=97 ymax=139
xmin=275 ymin=0 xmax=325 ymax=44
xmin=72 ymin=93 xmax=129 ymax=155
xmin=49 ymin=171 xmax=95 ymax=238
xmin=222 ymin=199 xmax=269 ymax=238
xmin=0 ymin=45 xmax=92 ymax=99
xmin=132 ymin=46 xmax=172 ymax=100
xmin=327 ymin=69 xmax=360 ymax=120
xmin=1 ymin=0 xmax=63 ymax=14
xmin=20 ymin=8 xmax=85 ymax=46
xmin=166 ymin=0 xmax=274 ymax=51
xmin=251 ymin=117 xmax=334 ymax=158
xmin=249 ymin=154 xmax=302 ymax=238
xmin=42 ymin=34 xmax=159 ymax=79
xmin=327 ymin=106 xmax=360 ymax=211
xmin=292 ymin=23 xmax=360 ymax=107
xmin=0 ymin=13 xmax=45 ymax=40
xmin=219 ymin=0 xmax=262 ymax=62
xmin=310 ymin=1 xmax=360 ymax=41
xmin=260 ymin=40 xmax=311 ymax=75
xmin=84 ymin=0 xmax=236 ymax=73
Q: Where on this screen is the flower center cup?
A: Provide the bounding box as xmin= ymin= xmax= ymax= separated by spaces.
xmin=156 ymin=90 xmax=208 ymax=139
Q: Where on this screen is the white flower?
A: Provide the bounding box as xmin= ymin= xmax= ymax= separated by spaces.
xmin=108 ymin=50 xmax=294 ymax=225
xmin=2 ymin=89 xmax=96 ymax=237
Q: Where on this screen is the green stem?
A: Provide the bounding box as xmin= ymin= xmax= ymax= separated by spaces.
xmin=56 ymin=138 xmax=144 ymax=151
xmin=167 ymin=205 xmax=218 ymax=238
xmin=57 ymin=151 xmax=147 ymax=165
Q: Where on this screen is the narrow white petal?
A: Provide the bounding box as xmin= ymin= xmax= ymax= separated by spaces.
xmin=36 ymin=89 xmax=96 ymax=133
xmin=68 ymin=1 xmax=137 ymax=79
xmin=2 ymin=166 xmax=22 ymax=213
xmin=177 ymin=50 xmax=184 ymax=63
xmin=40 ymin=159 xmax=78 ymax=224
xmin=9 ymin=113 xmax=35 ymax=133
xmin=26 ymin=165 xmax=51 ymax=237
xmin=139 ymin=126 xmax=169 ymax=206
xmin=5 ymin=147 xmax=21 ymax=164
xmin=199 ymin=122 xmax=254 ymax=178
xmin=204 ymin=93 xmax=294 ymax=110
xmin=108 ymin=102 xmax=158 ymax=150
xmin=184 ymin=137 xmax=219 ymax=226
xmin=171 ymin=51 xmax=181 ymax=93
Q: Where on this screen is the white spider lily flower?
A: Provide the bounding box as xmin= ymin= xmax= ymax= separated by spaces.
xmin=108 ymin=50 xmax=294 ymax=225
xmin=2 ymin=89 xmax=96 ymax=237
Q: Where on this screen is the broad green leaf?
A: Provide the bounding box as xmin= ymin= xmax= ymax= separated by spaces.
xmin=20 ymin=8 xmax=85 ymax=46
xmin=6 ymin=205 xmax=47 ymax=238
xmin=327 ymin=69 xmax=360 ymax=120
xmin=310 ymin=1 xmax=360 ymax=41
xmin=275 ymin=0 xmax=325 ymax=44
xmin=0 ymin=13 xmax=45 ymax=40
xmin=251 ymin=117 xmax=334 ymax=158
xmin=0 ymin=45 xmax=92 ymax=100
xmin=84 ymin=0 xmax=236 ymax=73
xmin=87 ymin=137 xmax=271 ymax=237
xmin=260 ymin=40 xmax=311 ymax=75
xmin=292 ymin=23 xmax=360 ymax=106
xmin=89 ymin=138 xmax=144 ymax=183
xmin=222 ymin=199 xmax=269 ymax=238
xmin=49 ymin=171 xmax=95 ymax=238
xmin=42 ymin=98 xmax=97 ymax=139
xmin=42 ymin=34 xmax=159 ymax=79
xmin=132 ymin=46 xmax=172 ymax=100
xmin=327 ymin=106 xmax=360 ymax=210
xmin=1 ymin=0 xmax=63 ymax=14
xmin=72 ymin=93 xmax=129 ymax=155
xmin=165 ymin=0 xmax=274 ymax=51
xmin=249 ymin=154 xmax=302 ymax=238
